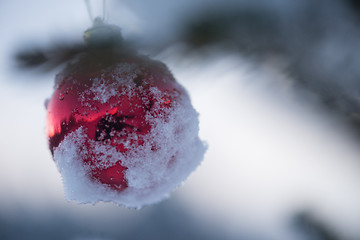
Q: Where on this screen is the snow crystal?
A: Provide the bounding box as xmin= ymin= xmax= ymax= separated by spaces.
xmin=112 ymin=62 xmax=143 ymax=83
xmin=90 ymin=77 xmax=119 ymax=104
xmin=81 ymin=63 xmax=145 ymax=105
xmin=53 ymin=86 xmax=206 ymax=208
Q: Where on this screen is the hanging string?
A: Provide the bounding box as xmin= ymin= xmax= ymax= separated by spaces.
xmin=84 ymin=0 xmax=94 ymax=23
xmin=85 ymin=0 xmax=107 ymax=23
xmin=102 ymin=0 xmax=107 ymax=21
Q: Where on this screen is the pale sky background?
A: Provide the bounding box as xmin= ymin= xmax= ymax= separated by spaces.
xmin=1 ymin=1 xmax=360 ymax=240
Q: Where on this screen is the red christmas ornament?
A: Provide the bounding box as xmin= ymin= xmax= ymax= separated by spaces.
xmin=45 ymin=19 xmax=205 ymax=207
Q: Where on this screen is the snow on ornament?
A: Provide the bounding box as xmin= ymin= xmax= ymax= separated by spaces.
xmin=45 ymin=18 xmax=206 ymax=208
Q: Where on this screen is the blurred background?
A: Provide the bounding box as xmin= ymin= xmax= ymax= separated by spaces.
xmin=2 ymin=0 xmax=360 ymax=239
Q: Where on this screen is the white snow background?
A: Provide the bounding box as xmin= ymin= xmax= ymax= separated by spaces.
xmin=1 ymin=1 xmax=360 ymax=240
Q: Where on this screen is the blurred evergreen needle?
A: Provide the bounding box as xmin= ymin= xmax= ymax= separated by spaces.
xmin=14 ymin=42 xmax=86 ymax=71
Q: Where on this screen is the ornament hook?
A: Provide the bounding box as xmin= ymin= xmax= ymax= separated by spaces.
xmin=84 ymin=0 xmax=107 ymax=23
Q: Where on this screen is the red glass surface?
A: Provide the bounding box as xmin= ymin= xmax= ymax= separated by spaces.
xmin=46 ymin=55 xmax=183 ymax=191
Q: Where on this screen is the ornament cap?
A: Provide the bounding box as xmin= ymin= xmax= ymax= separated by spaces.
xmin=84 ymin=17 xmax=123 ymax=48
